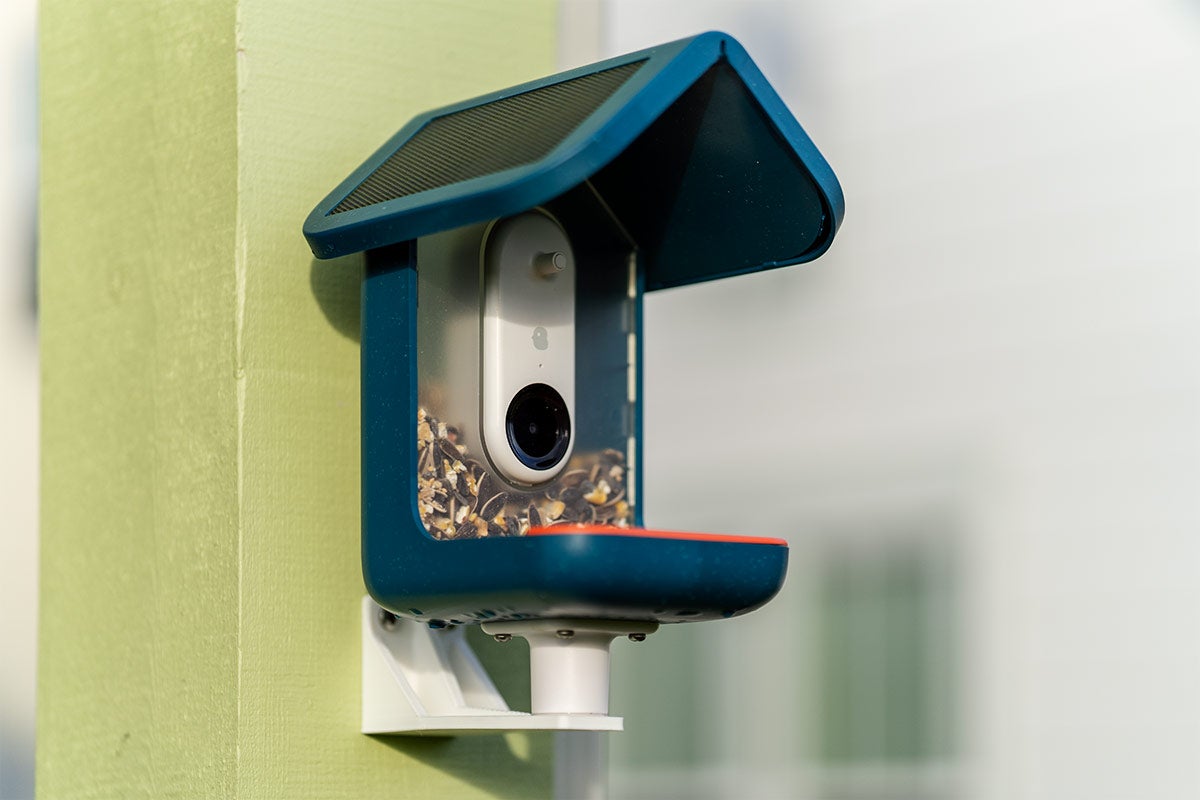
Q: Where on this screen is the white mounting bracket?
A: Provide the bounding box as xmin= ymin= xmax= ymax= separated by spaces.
xmin=361 ymin=597 xmax=656 ymax=735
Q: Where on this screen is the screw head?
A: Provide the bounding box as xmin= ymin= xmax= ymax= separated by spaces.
xmin=555 ymin=629 xmax=575 ymax=639
xmin=493 ymin=633 xmax=512 ymax=643
xmin=628 ymin=633 xmax=647 ymax=643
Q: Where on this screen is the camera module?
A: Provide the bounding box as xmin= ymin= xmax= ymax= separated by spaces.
xmin=505 ymin=383 xmax=571 ymax=470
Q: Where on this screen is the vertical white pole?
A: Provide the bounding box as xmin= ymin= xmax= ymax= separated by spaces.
xmin=531 ymin=629 xmax=611 ymax=798
xmin=555 ymin=731 xmax=608 ymax=800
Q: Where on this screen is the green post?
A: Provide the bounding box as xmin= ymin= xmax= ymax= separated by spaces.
xmin=38 ymin=2 xmax=556 ymax=797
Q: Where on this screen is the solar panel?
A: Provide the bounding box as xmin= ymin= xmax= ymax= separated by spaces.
xmin=331 ymin=61 xmax=644 ymax=214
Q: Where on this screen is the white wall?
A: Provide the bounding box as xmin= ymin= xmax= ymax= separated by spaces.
xmin=0 ymin=0 xmax=39 ymax=797
xmin=576 ymin=2 xmax=1200 ymax=798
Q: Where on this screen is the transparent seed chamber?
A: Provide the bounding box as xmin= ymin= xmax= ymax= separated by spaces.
xmin=415 ymin=186 xmax=639 ymax=540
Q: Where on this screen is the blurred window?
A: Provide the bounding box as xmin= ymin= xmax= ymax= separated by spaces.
xmin=816 ymin=530 xmax=958 ymax=798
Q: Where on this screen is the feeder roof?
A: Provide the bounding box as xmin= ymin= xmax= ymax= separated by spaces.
xmin=304 ymin=31 xmax=844 ymax=290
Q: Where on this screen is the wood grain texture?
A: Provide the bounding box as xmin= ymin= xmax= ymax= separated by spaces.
xmin=39 ymin=1 xmax=556 ymax=797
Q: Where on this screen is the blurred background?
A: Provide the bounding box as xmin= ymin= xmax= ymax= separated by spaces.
xmin=0 ymin=0 xmax=39 ymax=796
xmin=3 ymin=1 xmax=1198 ymax=798
xmin=561 ymin=1 xmax=1200 ymax=799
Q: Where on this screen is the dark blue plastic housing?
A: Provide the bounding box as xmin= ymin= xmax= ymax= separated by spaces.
xmin=305 ymin=32 xmax=843 ymax=289
xmin=306 ymin=32 xmax=843 ymax=625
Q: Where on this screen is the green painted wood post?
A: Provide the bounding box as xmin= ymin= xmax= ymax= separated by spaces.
xmin=38 ymin=2 xmax=557 ymax=797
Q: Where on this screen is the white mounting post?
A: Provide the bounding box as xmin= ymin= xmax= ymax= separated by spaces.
xmin=361 ymin=597 xmax=655 ymax=735
xmin=479 ymin=619 xmax=658 ymax=716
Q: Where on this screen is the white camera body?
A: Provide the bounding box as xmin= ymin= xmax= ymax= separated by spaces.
xmin=479 ymin=211 xmax=576 ymax=486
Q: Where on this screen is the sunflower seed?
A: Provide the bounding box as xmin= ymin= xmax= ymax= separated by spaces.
xmin=476 ymin=472 xmax=495 ymax=503
xmin=439 ymin=438 xmax=464 ymax=466
xmin=478 ymin=493 xmax=507 ymax=521
xmin=558 ymin=469 xmax=588 ymax=488
xmin=430 ymin=440 xmax=443 ymax=474
xmin=603 ymin=487 xmax=625 ymax=506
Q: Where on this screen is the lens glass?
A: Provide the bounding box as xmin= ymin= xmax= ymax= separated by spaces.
xmin=506 ymin=383 xmax=570 ymax=469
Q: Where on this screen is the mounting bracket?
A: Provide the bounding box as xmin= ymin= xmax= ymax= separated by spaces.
xmin=361 ymin=597 xmax=655 ymax=735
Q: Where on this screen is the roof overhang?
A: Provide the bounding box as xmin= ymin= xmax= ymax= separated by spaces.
xmin=304 ymin=32 xmax=844 ymax=291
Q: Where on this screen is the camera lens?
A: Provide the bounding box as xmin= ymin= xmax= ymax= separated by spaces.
xmin=505 ymin=383 xmax=571 ymax=470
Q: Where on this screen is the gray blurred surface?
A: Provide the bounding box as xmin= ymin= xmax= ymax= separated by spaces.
xmin=576 ymin=2 xmax=1200 ymax=798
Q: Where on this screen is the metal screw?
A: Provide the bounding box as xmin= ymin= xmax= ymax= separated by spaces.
xmin=556 ymin=629 xmax=575 ymax=639
xmin=493 ymin=633 xmax=512 ymax=643
xmin=378 ymin=610 xmax=398 ymax=631
xmin=628 ymin=632 xmax=646 ymax=643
